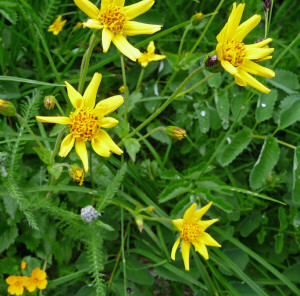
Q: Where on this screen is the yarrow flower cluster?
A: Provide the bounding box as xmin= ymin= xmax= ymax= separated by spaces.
xmin=81 ymin=205 xmax=101 ymax=223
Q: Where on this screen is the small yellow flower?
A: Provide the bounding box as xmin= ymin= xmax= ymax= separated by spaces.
xmin=25 ymin=267 xmax=47 ymax=293
xmin=21 ymin=261 xmax=27 ymax=270
xmin=48 ymin=15 xmax=67 ymax=35
xmin=119 ymin=85 xmax=125 ymax=93
xmin=69 ymin=164 xmax=85 ymax=186
xmin=6 ymin=275 xmax=27 ymax=296
xmin=74 ymin=0 xmax=162 ymax=61
xmin=171 ymin=202 xmax=221 ymax=271
xmin=36 ymin=73 xmax=124 ymax=172
xmin=216 ymin=2 xmax=275 ymax=93
xmin=75 ymin=21 xmax=82 ymax=29
xmin=138 ymin=41 xmax=166 ymax=67
xmin=194 ymin=12 xmax=203 ymax=22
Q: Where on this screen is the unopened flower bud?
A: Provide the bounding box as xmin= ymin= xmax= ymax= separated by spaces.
xmin=119 ymin=85 xmax=125 ymax=93
xmin=75 ymin=22 xmax=82 ymax=29
xmin=145 ymin=206 xmax=155 ymax=214
xmin=44 ymin=96 xmax=55 ymax=110
xmin=204 ymin=51 xmax=223 ymax=73
xmin=262 ymin=0 xmax=272 ymax=12
xmin=21 ymin=261 xmax=27 ymax=270
xmin=192 ymin=12 xmax=204 ymax=25
xmin=0 ymin=99 xmax=16 ymax=116
xmin=81 ymin=205 xmax=100 ymax=223
xmin=69 ymin=164 xmax=85 ymax=186
xmin=165 ymin=126 xmax=186 ymax=140
xmin=135 ymin=216 xmax=144 ymax=232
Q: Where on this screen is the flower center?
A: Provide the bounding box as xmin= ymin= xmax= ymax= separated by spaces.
xmin=98 ymin=5 xmax=126 ymax=34
xmin=223 ymin=40 xmax=247 ymax=67
xmin=69 ymin=107 xmax=99 ymax=141
xmin=181 ymin=222 xmax=202 ymax=243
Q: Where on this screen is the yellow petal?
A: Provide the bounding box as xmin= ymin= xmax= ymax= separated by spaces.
xmin=221 ymin=60 xmax=237 ymax=75
xmin=93 ymin=95 xmax=124 ymax=116
xmin=183 ymin=203 xmax=197 ymax=221
xmin=92 ymin=135 xmax=111 ymax=157
xmin=151 ymin=54 xmax=166 ymax=61
xmin=193 ymin=240 xmax=209 ymax=260
xmin=141 ymin=61 xmax=149 ymax=67
xmin=226 ymin=3 xmax=245 ymax=40
xmin=172 ymin=219 xmax=184 ymax=231
xmin=123 ymin=21 xmax=162 ymax=36
xmin=100 ymin=117 xmax=119 ymax=128
xmin=82 ymin=19 xmax=103 ymax=30
xmin=65 ymin=81 xmax=83 ymax=108
xmin=97 ymin=129 xmax=123 ymax=155
xmin=234 ymin=72 xmax=247 ymax=86
xmin=59 ymin=134 xmax=75 ymax=157
xmin=239 ymin=69 xmax=271 ymax=94
xmin=102 ymin=28 xmax=113 ymax=52
xmin=124 ymin=0 xmax=154 ymax=20
xmin=200 ymin=232 xmax=221 ymax=247
xmin=101 ymin=0 xmax=110 ymax=9
xmin=217 ymin=23 xmax=228 ymax=43
xmin=112 ymin=34 xmax=141 ymax=61
xmin=241 ymin=60 xmax=275 ymax=78
xmin=147 ymin=41 xmax=155 ymax=54
xmin=36 ymin=116 xmax=70 ymax=124
xmin=6 ymin=276 xmax=16 ymax=285
xmin=171 ymin=237 xmax=181 ymax=260
xmin=247 ymin=47 xmax=274 ymax=60
xmin=235 ymin=14 xmax=261 ymax=42
xmin=113 ymin=0 xmax=125 ymax=7
xmin=200 ymin=219 xmax=219 ymax=231
xmin=194 ymin=202 xmax=213 ymax=220
xmin=37 ymin=279 xmax=47 ymax=290
xmin=246 ymin=38 xmax=272 ymax=49
xmin=216 ymin=42 xmax=223 ymax=60
xmin=75 ymin=140 xmax=89 ymax=172
xmin=181 ymin=240 xmax=191 ymax=270
xmin=74 ymin=0 xmax=99 ymax=19
xmin=83 ymin=72 xmax=102 ymax=109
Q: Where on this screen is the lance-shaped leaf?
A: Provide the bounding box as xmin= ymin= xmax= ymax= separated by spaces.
xmin=292 ymin=146 xmax=300 ymax=205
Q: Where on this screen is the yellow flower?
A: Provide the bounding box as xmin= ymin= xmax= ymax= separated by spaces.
xmin=36 ymin=73 xmax=123 ymax=172
xmin=74 ymin=0 xmax=162 ymax=61
xmin=69 ymin=164 xmax=85 ymax=186
xmin=119 ymin=85 xmax=125 ymax=93
xmin=21 ymin=261 xmax=27 ymax=270
xmin=48 ymin=15 xmax=67 ymax=35
xmin=216 ymin=2 xmax=275 ymax=94
xmin=6 ymin=275 xmax=27 ymax=295
xmin=138 ymin=41 xmax=166 ymax=67
xmin=171 ymin=202 xmax=221 ymax=271
xmin=75 ymin=21 xmax=82 ymax=29
xmin=25 ymin=267 xmax=47 ymax=292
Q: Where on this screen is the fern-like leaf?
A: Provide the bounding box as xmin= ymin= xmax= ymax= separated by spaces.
xmin=39 ymin=0 xmax=62 ymax=29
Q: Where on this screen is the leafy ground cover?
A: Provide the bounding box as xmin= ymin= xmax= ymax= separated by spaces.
xmin=0 ymin=0 xmax=300 ymax=295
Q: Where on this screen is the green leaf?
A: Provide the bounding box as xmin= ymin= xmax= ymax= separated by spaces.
xmin=256 ymin=90 xmax=278 ymax=123
xmin=0 ymin=225 xmax=18 ymax=253
xmin=278 ymin=207 xmax=288 ymax=230
xmin=159 ymin=181 xmax=193 ymax=203
xmin=33 ymin=147 xmax=52 ymax=164
xmin=292 ymin=147 xmax=300 ymax=205
xmin=217 ymin=129 xmax=252 ymax=167
xmin=124 ymin=139 xmax=141 ymax=162
xmin=257 ymin=228 xmax=267 ymax=244
xmin=279 ymin=95 xmax=300 ymax=129
xmin=239 ymin=211 xmax=261 ymax=237
xmin=268 ymin=69 xmax=299 ymax=94
xmin=214 ymin=89 xmax=229 ymax=123
xmin=194 ymin=102 xmax=210 ymax=133
xmin=275 ymin=233 xmax=284 ymax=254
xmin=0 ymin=81 xmax=20 ymax=99
xmin=47 ymin=164 xmax=63 ymax=180
xmin=249 ymin=136 xmax=280 ymax=189
xmin=126 ymin=256 xmax=154 ymax=285
xmin=283 ymin=263 xmax=300 ymax=282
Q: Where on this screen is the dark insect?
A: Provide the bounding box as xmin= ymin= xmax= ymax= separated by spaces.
xmin=205 ymin=54 xmax=218 ymax=68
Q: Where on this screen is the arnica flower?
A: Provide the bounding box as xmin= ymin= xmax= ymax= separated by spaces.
xmin=69 ymin=164 xmax=85 ymax=186
xmin=171 ymin=202 xmax=221 ymax=271
xmin=25 ymin=267 xmax=47 ymax=293
xmin=138 ymin=41 xmax=166 ymax=67
xmin=216 ymin=2 xmax=275 ymax=94
xmin=48 ymin=15 xmax=67 ymax=35
xmin=0 ymin=99 xmax=16 ymax=116
xmin=36 ymin=73 xmax=123 ymax=172
xmin=74 ymin=0 xmax=162 ymax=61
xmin=165 ymin=126 xmax=186 ymax=140
xmin=6 ymin=275 xmax=27 ymax=296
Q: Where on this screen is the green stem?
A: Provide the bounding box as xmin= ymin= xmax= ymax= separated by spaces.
xmin=135 ymin=67 xmax=145 ymax=92
xmin=163 ymin=140 xmax=172 ymax=166
xmin=161 ymin=70 xmax=178 ymax=97
xmin=176 ymin=23 xmax=192 ymax=65
xmin=121 ymin=208 xmax=127 ymax=296
xmin=50 ymin=126 xmax=66 ymax=164
xmin=53 ymin=96 xmax=65 ymax=116
xmin=121 ymin=55 xmax=129 ymax=138
xmin=264 ymin=11 xmax=269 ymax=39
xmin=136 ymin=127 xmax=166 ymax=142
xmin=15 ymin=113 xmax=44 ymax=149
xmin=121 ymin=65 xmax=205 ymax=142
xmin=253 ymin=134 xmax=296 ymax=150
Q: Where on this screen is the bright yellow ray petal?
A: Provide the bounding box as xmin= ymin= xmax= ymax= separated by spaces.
xmin=216 ymin=42 xmax=223 ymax=60
xmin=97 ymin=129 xmax=123 ymax=155
xmin=74 ymin=0 xmax=99 ymax=19
xmin=235 ymin=14 xmax=261 ymax=42
xmin=172 ymin=219 xmax=184 ymax=231
xmin=123 ymin=21 xmax=162 ymax=36
xmin=194 ymin=240 xmax=209 ymax=260
xmin=181 ymin=240 xmax=191 ymax=270
xmin=93 ymin=95 xmax=124 ymax=116
xmin=239 ymin=70 xmax=271 ymax=94
xmin=200 ymin=232 xmax=221 ymax=247
xmin=151 ymin=54 xmax=166 ymax=61
xmin=183 ymin=203 xmax=197 ymax=221
xmin=100 ymin=117 xmax=119 ymax=128
xmin=217 ymin=23 xmax=228 ymax=43
xmin=193 ymin=202 xmax=213 ymax=220
xmin=83 ymin=72 xmax=102 ymax=109
xmin=37 ymin=279 xmax=47 ymax=290
xmin=247 ymin=47 xmax=274 ymax=60
xmin=65 ymin=81 xmax=83 ymax=108
xmin=241 ymin=60 xmax=275 ymax=78
xmin=141 ymin=61 xmax=149 ymax=67
xmin=171 ymin=237 xmax=181 ymax=260
xmin=226 ymin=3 xmax=245 ymax=40
xmin=123 ymin=0 xmax=154 ymax=21
xmin=246 ymin=38 xmax=272 ymax=49
xmin=200 ymin=219 xmax=219 ymax=231
xmin=91 ymin=136 xmax=111 ymax=157
xmin=234 ymin=72 xmax=247 ymax=86
xmin=101 ymin=0 xmax=110 ymax=10
xmin=113 ymin=0 xmax=125 ymax=7
xmin=112 ymin=34 xmax=141 ymax=61
xmin=36 ymin=116 xmax=70 ymax=124
xmin=221 ymin=60 xmax=237 ymax=75
xmin=59 ymin=134 xmax=75 ymax=157
xmin=102 ymin=28 xmax=113 ymax=52
xmin=147 ymin=41 xmax=155 ymax=54
xmin=75 ymin=139 xmax=89 ymax=172
xmin=82 ymin=19 xmax=103 ymax=30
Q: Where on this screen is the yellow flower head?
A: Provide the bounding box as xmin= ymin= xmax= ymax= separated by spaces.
xmin=21 ymin=261 xmax=27 ymax=270
xmin=171 ymin=202 xmax=221 ymax=271
xmin=48 ymin=15 xmax=67 ymax=35
xmin=74 ymin=0 xmax=162 ymax=61
xmin=6 ymin=275 xmax=27 ymax=296
xmin=25 ymin=267 xmax=47 ymax=293
xmin=216 ymin=2 xmax=275 ymax=94
xmin=36 ymin=73 xmax=124 ymax=172
xmin=138 ymin=41 xmax=166 ymax=67
xmin=69 ymin=164 xmax=85 ymax=186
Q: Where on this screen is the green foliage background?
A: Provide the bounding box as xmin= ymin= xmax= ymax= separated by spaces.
xmin=0 ymin=0 xmax=300 ymax=295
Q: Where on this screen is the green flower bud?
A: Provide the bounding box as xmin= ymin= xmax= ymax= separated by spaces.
xmin=191 ymin=12 xmax=204 ymax=26
xmin=165 ymin=126 xmax=186 ymax=140
xmin=44 ymin=96 xmax=55 ymax=110
xmin=204 ymin=51 xmax=223 ymax=73
xmin=0 ymin=99 xmax=16 ymax=116
xmin=145 ymin=206 xmax=155 ymax=214
xmin=69 ymin=164 xmax=85 ymax=186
